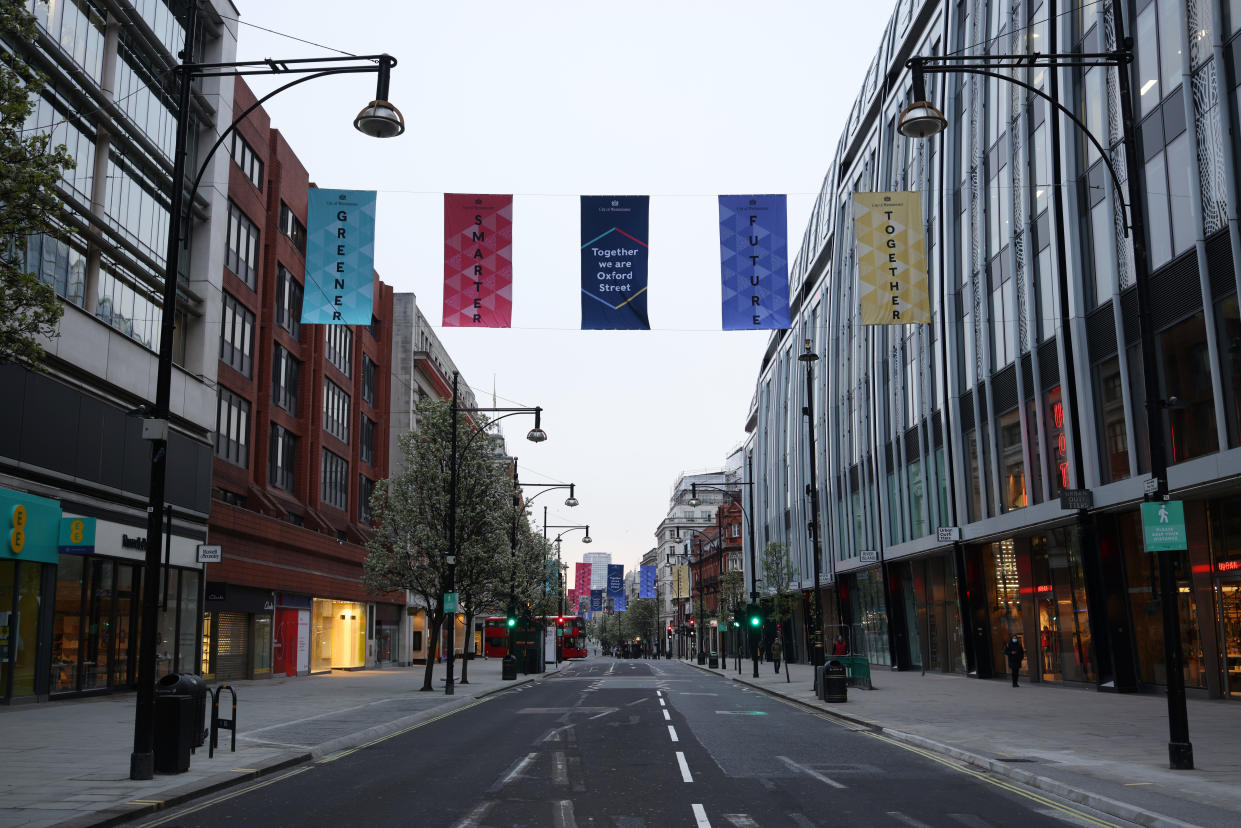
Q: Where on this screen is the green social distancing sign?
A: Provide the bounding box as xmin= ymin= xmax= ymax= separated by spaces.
xmin=1141 ymin=500 xmax=1187 ymax=551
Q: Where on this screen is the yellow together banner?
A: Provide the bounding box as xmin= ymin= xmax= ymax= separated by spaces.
xmin=674 ymin=565 xmax=690 ymax=599
xmin=853 ymin=192 xmax=930 ymax=325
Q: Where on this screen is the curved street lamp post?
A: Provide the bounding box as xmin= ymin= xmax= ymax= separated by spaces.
xmin=131 ymin=6 xmax=403 ymax=779
xmin=900 ymin=0 xmax=1191 ymax=769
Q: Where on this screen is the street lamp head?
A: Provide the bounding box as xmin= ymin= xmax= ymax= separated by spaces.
xmin=896 ymin=99 xmax=947 ymax=139
xmin=687 ymin=483 xmax=701 ymax=507
xmin=353 ymin=55 xmax=405 ymax=138
xmin=797 ymin=337 xmax=819 ymax=363
xmin=526 ymin=407 xmax=547 ymax=443
xmin=564 ymin=483 xmax=579 ymax=507
xmin=582 ymin=525 xmax=591 ymax=543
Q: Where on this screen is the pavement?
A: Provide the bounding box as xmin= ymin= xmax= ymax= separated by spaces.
xmin=1 ymin=655 xmax=1238 ymax=828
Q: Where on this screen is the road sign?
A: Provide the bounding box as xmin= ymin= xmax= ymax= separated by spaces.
xmin=936 ymin=527 xmax=961 ymax=543
xmin=1059 ymin=488 xmax=1093 ymax=510
xmin=1143 ymin=477 xmax=1160 ymax=495
xmin=443 ymin=592 xmax=458 ymax=613
xmin=196 ymin=544 xmax=222 ymax=563
xmin=859 ymin=550 xmax=878 ymax=563
xmin=1141 ymin=501 xmax=1187 ymax=551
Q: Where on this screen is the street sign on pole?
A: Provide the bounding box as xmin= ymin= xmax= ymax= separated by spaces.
xmin=859 ymin=550 xmax=878 ymax=563
xmin=1059 ymin=488 xmax=1094 ymax=510
xmin=443 ymin=592 xmax=458 ymax=613
xmin=936 ymin=526 xmax=961 ymax=543
xmin=196 ymin=544 xmax=222 ymax=563
xmin=1141 ymin=501 xmax=1187 ymax=551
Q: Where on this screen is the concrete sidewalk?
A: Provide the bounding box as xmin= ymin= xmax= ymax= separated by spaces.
xmin=0 ymin=658 xmax=549 ymax=828
xmin=689 ymin=655 xmax=1241 ymax=828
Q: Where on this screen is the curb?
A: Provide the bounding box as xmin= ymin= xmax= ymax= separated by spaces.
xmin=725 ymin=670 xmax=1197 ymax=828
xmin=54 ymin=676 xmax=542 ymax=828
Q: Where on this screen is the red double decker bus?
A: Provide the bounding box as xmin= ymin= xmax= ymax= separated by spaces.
xmin=482 ymin=615 xmax=587 ymax=660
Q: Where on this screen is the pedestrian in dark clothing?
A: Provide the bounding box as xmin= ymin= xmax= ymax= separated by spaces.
xmin=832 ymin=635 xmax=848 ymax=656
xmin=770 ymin=638 xmax=783 ymax=674
xmin=1002 ymin=635 xmax=1025 ymax=687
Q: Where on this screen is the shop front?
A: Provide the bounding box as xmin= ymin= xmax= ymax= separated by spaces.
xmin=273 ymin=592 xmax=310 ymax=677
xmin=371 ymin=602 xmax=401 ymax=666
xmin=310 ymin=598 xmax=365 ymax=672
xmin=843 ymin=567 xmax=892 ymax=668
xmin=888 ymin=551 xmax=966 ymax=674
xmin=203 ymin=583 xmax=273 ymax=681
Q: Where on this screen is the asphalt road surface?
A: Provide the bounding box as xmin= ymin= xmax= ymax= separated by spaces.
xmin=137 ymin=657 xmax=1139 ymax=827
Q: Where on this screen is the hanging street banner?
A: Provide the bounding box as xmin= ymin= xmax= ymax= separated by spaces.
xmin=575 ymin=562 xmax=591 ymax=598
xmin=580 ymin=196 xmax=650 ymax=329
xmin=303 ymin=189 xmax=376 ymax=324
xmin=719 ymin=194 xmax=790 ymax=330
xmin=578 ymin=593 xmax=590 ymax=615
xmin=614 ymin=591 xmax=627 ymax=612
xmin=853 ymin=191 xmax=930 ymax=325
xmin=674 ymin=565 xmax=690 ymax=599
xmin=443 ymin=193 xmax=513 ymax=327
xmin=606 ymin=564 xmax=625 ymax=603
xmin=590 ymin=589 xmax=603 ymax=611
xmin=567 ymin=588 xmax=578 ymax=613
xmin=640 ymin=564 xmax=657 ymax=599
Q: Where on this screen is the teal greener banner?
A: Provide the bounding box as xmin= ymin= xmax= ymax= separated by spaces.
xmin=58 ymin=516 xmax=96 ymax=555
xmin=0 ymin=487 xmax=62 ymax=564
xmin=302 ymin=189 xmax=376 ymax=324
xmin=1141 ymin=501 xmax=1188 ymax=551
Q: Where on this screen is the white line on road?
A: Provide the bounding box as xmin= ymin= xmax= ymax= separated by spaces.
xmin=553 ymin=799 xmax=578 ymax=828
xmin=663 ymin=709 xmax=671 ymax=720
xmin=692 ymin=803 xmax=711 ymax=827
xmin=490 ymin=752 xmax=536 ymax=791
xmin=656 ymin=690 xmax=663 ymax=697
xmin=678 ymin=751 xmax=694 ymax=782
xmin=886 ymin=812 xmax=934 ymax=827
xmin=451 ymin=802 xmax=492 ymax=828
xmin=723 ymin=815 xmax=760 ymax=827
xmin=552 ymin=751 xmax=568 ymax=787
xmin=668 ymin=725 xmax=679 ymax=742
xmin=659 ymin=698 xmax=666 ymax=707
xmin=625 ymin=698 xmax=647 ymax=706
xmin=777 ymin=755 xmax=846 ymax=789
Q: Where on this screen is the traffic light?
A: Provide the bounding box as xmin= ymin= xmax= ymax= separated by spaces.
xmin=506 ymin=605 xmax=517 ymax=628
xmin=747 ymin=604 xmax=762 ymax=628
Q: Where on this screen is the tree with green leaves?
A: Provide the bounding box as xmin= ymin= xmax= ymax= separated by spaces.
xmin=364 ymin=396 xmax=512 ymax=691
xmin=1 ymin=0 xmax=71 ymax=369
xmin=761 ymin=541 xmax=798 ymax=683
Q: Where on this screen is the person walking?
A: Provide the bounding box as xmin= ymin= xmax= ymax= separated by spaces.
xmin=832 ymin=634 xmax=848 ymax=656
xmin=770 ymin=637 xmax=783 ymax=674
xmin=1002 ymin=634 xmax=1025 ymax=687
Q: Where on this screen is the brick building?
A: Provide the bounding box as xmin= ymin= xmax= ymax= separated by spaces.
xmin=203 ymin=78 xmax=398 ymax=681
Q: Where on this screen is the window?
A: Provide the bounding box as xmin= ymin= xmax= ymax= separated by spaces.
xmin=360 ymin=415 xmax=376 ymax=465
xmin=362 ymin=355 xmax=377 ymax=405
xmin=321 ymin=449 xmax=348 ymax=510
xmin=999 ymin=409 xmax=1026 ymax=512
xmin=269 ymin=424 xmax=296 ymax=492
xmin=323 ymin=379 xmax=351 ymax=443
xmin=1096 ymin=357 xmax=1129 ymax=482
xmin=230 ymin=133 xmax=263 ymax=190
xmin=367 ymin=315 xmax=381 ymax=340
xmin=326 ymin=325 xmax=353 ymax=377
xmin=272 ymin=343 xmax=300 ymax=414
xmin=275 ymin=264 xmax=302 ymax=339
xmin=225 ymin=201 xmax=259 ymax=287
xmin=220 ymin=292 xmax=254 ymax=377
xmin=215 ymin=388 xmax=250 ymax=467
xmin=279 ymin=202 xmax=307 ymax=255
xmin=359 ymin=475 xmax=375 ymax=524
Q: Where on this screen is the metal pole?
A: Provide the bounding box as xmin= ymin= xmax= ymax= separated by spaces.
xmin=445 ymin=372 xmax=460 ymax=695
xmin=800 ymin=342 xmax=826 ymax=669
xmin=747 ymin=453 xmax=761 ymax=677
xmin=131 ymin=4 xmax=198 ymax=780
xmin=1111 ymin=0 xmax=1192 ymax=770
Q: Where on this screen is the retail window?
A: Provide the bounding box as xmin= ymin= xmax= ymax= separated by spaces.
xmin=1158 ymin=313 xmax=1218 ymax=463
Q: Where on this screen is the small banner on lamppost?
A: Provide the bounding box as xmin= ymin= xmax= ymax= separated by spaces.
xmin=575 ymin=562 xmax=591 ymax=597
xmin=614 ymin=591 xmax=627 ymax=612
xmin=606 ymin=564 xmax=624 ymax=603
xmin=580 ymin=195 xmax=650 ymax=329
xmin=302 ymin=189 xmax=376 ymax=324
xmin=443 ymin=193 xmax=513 ymax=327
xmin=853 ymin=191 xmax=930 ymax=325
xmin=640 ymin=564 xmax=657 ymax=599
xmin=590 ymin=589 xmax=603 ymax=612
xmin=718 ymin=194 xmax=790 ymax=330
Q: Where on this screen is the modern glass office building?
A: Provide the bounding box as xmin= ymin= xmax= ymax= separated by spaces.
xmin=0 ymin=1 xmax=235 ymax=701
xmin=747 ymin=0 xmax=1241 ymax=698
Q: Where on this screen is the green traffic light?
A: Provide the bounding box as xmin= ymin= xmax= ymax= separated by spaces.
xmin=507 ymin=617 xmax=516 ymax=628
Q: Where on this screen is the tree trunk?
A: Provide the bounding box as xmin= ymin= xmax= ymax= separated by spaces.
xmin=460 ymin=610 xmax=474 ymax=684
xmin=421 ymin=612 xmax=444 ymax=691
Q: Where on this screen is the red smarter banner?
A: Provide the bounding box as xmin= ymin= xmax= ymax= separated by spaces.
xmin=443 ymin=194 xmax=513 ymax=327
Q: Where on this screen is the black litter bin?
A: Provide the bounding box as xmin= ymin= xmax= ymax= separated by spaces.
xmin=824 ymin=659 xmax=847 ymax=703
xmin=153 ymin=695 xmax=194 ymax=773
xmin=157 ymin=672 xmax=208 ymax=747
xmin=502 ymin=655 xmax=517 ymax=680
xmin=708 ymin=652 xmax=719 ymax=668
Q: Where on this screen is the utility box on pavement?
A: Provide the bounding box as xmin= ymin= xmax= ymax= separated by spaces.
xmin=153 ymin=695 xmax=194 ymax=773
xmin=824 ymin=659 xmax=848 ymax=703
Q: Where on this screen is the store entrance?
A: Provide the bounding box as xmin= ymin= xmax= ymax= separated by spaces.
xmin=1216 ymin=576 xmax=1241 ymax=699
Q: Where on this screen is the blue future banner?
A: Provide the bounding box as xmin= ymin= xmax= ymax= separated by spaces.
xmin=590 ymin=589 xmax=603 ymax=611
xmin=302 ymin=189 xmax=376 ymax=324
xmin=640 ymin=565 xmax=656 ymax=599
xmin=614 ymin=592 xmax=627 ymax=612
xmin=606 ymin=564 xmax=624 ymax=602
xmin=580 ymin=196 xmax=650 ymax=329
xmin=719 ymin=194 xmax=791 ymax=330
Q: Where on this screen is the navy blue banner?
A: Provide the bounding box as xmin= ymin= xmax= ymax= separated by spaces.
xmin=606 ymin=564 xmax=624 ymax=601
xmin=719 ymin=194 xmax=790 ymax=330
xmin=580 ymin=196 xmax=650 ymax=329
xmin=590 ymin=589 xmax=603 ymax=611
xmin=640 ymin=565 xmax=656 ymax=599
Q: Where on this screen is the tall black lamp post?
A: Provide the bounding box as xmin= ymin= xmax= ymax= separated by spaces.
xmin=446 ymin=372 xmax=547 ymax=695
xmin=798 ymin=339 xmax=827 ymax=670
xmin=901 ymin=0 xmax=1191 ymax=769
xmin=547 ymin=525 xmax=592 ymax=620
xmin=131 ymin=6 xmax=404 ymax=779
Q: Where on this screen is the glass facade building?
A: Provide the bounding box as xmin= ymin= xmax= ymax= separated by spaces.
xmin=747 ymin=0 xmax=1241 ymax=698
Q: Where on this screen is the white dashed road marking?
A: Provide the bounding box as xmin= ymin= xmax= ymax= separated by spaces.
xmin=678 ymin=751 xmax=694 ymax=782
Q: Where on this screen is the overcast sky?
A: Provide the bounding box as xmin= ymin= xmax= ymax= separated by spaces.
xmin=232 ymin=1 xmax=898 ymax=576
